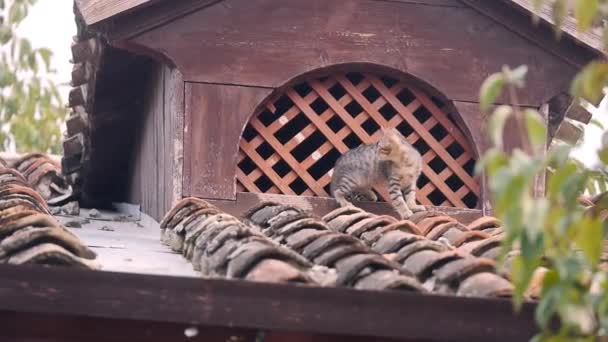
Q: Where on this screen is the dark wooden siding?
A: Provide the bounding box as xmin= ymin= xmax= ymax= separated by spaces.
xmin=132 ymin=0 xmax=577 ymax=106
xmin=128 ymin=64 xmax=184 ymax=220
xmin=128 ymin=0 xmax=576 ymax=209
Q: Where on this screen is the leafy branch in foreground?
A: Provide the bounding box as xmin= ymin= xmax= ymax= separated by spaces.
xmin=476 ymin=2 xmax=608 ymax=339
xmin=0 ymin=0 xmax=67 ymax=154
xmin=479 ymin=65 xmax=607 ymax=340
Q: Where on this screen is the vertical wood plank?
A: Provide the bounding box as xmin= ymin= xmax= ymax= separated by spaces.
xmin=184 ymin=83 xmax=272 ymax=200
xmin=165 ymin=67 xmax=185 ymax=214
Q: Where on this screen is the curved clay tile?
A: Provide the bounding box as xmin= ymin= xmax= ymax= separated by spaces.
xmin=345 ymin=215 xmax=398 ymax=239
xmin=320 ymin=206 xmax=513 ymax=297
xmin=451 ymin=230 xmax=491 ymax=248
xmin=0 ymin=226 xmax=96 ymax=260
xmin=161 ymin=198 xmax=316 ymax=285
xmin=467 ymin=216 xmax=502 ymax=232
xmin=417 ymin=216 xmax=457 ymax=236
xmin=456 ymin=272 xmax=514 ymax=298
xmin=360 ymin=221 xmax=422 ymax=245
xmin=6 ymin=242 xmax=97 ymax=269
xmin=9 ymin=153 xmax=69 ymax=203
xmin=371 ymin=230 xmax=424 ymax=254
xmin=321 ymin=205 xmax=364 ymax=222
xmin=327 ymin=212 xmax=375 ymax=233
xmin=243 ymin=202 xmax=424 ymax=292
xmin=426 ymin=221 xmax=468 ymax=242
xmin=0 ymin=165 xmax=97 ymax=269
xmin=407 ymin=210 xmax=443 ymax=224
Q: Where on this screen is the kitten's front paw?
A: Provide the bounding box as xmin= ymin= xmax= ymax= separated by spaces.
xmin=411 ymin=205 xmax=426 ymax=213
xmin=399 ymin=209 xmax=414 ymax=219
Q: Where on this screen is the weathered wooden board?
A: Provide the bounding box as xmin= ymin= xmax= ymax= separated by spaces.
xmin=205 ymin=192 xmax=484 ymax=224
xmin=166 ymin=68 xmax=185 ymax=212
xmin=504 ymin=0 xmax=604 ymax=55
xmin=76 ymin=0 xmax=158 ymax=25
xmin=375 ymin=0 xmax=464 ymax=6
xmin=184 ymin=83 xmax=271 ymax=200
xmin=133 ymin=0 xmax=577 ymax=106
xmin=127 ymin=65 xmax=184 ymax=221
xmin=0 ymin=264 xmax=537 ymax=342
xmin=462 ymin=0 xmax=601 ymax=69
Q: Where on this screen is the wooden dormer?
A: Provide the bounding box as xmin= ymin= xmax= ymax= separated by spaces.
xmin=66 ymin=0 xmax=601 ymax=221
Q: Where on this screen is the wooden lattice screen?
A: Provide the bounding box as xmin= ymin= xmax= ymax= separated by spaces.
xmin=237 ymin=72 xmax=480 ymax=208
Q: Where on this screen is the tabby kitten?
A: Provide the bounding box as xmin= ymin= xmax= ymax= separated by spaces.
xmin=330 ymin=127 xmax=426 ymax=218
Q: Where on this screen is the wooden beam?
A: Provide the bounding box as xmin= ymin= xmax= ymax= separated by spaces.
xmin=63 ymin=133 xmax=86 ymax=157
xmin=505 ymin=0 xmax=605 ymax=56
xmin=66 ymin=111 xmax=89 ymax=137
xmin=555 ymin=118 xmax=584 ymax=145
xmin=461 ymin=0 xmax=601 ymax=69
xmin=71 ymin=38 xmax=100 ymax=64
xmin=206 ymin=192 xmax=484 ymax=225
xmin=100 ymin=0 xmax=221 ymax=41
xmin=565 ymin=100 xmax=593 ymax=124
xmin=0 ymin=264 xmax=537 ymax=341
xmin=75 ymin=0 xmax=159 ymax=26
xmin=68 ymin=85 xmax=88 ymax=108
xmin=71 ymin=62 xmax=93 ymax=87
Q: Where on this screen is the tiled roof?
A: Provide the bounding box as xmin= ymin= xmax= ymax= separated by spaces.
xmin=161 ymin=197 xmax=515 ymax=297
xmin=506 ymin=0 xmax=605 ymax=55
xmin=160 ymin=197 xmax=423 ymax=290
xmin=0 ymin=163 xmax=96 ymax=269
xmin=8 ymin=153 xmax=72 ymax=206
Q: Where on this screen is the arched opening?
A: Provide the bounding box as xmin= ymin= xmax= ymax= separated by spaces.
xmin=236 ymin=67 xmax=480 ymax=209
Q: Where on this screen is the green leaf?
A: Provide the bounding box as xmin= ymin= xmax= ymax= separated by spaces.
xmin=8 ymin=2 xmax=25 ymax=25
xmin=18 ymin=38 xmax=31 ymax=63
xmin=531 ymin=0 xmax=544 ymax=25
xmin=546 ymin=144 xmax=572 ymax=169
xmin=575 ymin=0 xmax=599 ymax=32
xmin=536 ymin=269 xmax=560 ymax=329
xmin=575 ymin=217 xmax=603 ymax=267
xmin=548 ymin=161 xmax=577 ymax=200
xmin=479 ymin=73 xmax=505 ymax=112
xmin=599 ymin=147 xmax=608 ymax=165
xmin=571 ymin=61 xmax=608 ymax=104
xmin=37 ymin=47 xmax=52 ymax=71
xmin=487 ymin=105 xmax=512 ymax=148
xmin=590 ymin=118 xmax=605 ymax=130
xmin=475 ymin=148 xmax=508 ymax=176
xmin=524 ymin=109 xmax=547 ymax=153
xmin=0 ymin=26 xmax=12 ymax=45
xmin=603 ymin=25 xmax=608 ymax=51
xmin=511 ymin=254 xmax=540 ymax=311
xmin=551 ymin=0 xmax=567 ymax=37
xmin=505 ymin=65 xmax=528 ymax=88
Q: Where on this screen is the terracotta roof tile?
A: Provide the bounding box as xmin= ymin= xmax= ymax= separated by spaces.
xmin=238 ymin=201 xmax=514 ymax=297
xmin=9 ymin=153 xmax=71 ymax=206
xmin=0 ymin=163 xmax=97 ymax=269
xmin=162 ymin=198 xmax=425 ymax=291
xmin=317 ymin=205 xmax=513 ymax=297
xmin=160 ymin=198 xmax=318 ymax=285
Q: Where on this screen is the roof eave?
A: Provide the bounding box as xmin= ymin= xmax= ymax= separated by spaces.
xmin=74 ymin=0 xmax=162 ymax=27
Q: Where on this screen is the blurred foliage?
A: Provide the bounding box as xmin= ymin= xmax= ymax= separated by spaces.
xmin=0 ymin=0 xmax=67 ymax=154
xmin=478 ymin=1 xmax=608 ymax=340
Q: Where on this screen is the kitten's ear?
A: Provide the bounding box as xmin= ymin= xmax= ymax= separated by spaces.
xmin=381 ymin=126 xmax=399 ymax=137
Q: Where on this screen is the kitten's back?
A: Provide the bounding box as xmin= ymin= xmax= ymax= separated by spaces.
xmin=330 ymin=142 xmax=378 ymax=196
